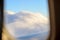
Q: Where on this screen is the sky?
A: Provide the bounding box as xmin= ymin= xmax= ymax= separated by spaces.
xmin=4 ymin=0 xmax=49 ymax=16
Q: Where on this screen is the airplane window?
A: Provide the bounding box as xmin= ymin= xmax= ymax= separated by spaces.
xmin=2 ymin=0 xmax=50 ymax=40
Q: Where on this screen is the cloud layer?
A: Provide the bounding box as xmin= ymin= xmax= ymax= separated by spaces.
xmin=4 ymin=10 xmax=50 ymax=39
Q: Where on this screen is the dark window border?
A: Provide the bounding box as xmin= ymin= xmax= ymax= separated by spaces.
xmin=48 ymin=0 xmax=60 ymax=40
xmin=0 ymin=0 xmax=3 ymax=40
xmin=48 ymin=0 xmax=56 ymax=40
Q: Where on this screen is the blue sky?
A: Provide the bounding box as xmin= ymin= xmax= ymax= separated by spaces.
xmin=4 ymin=0 xmax=49 ymax=16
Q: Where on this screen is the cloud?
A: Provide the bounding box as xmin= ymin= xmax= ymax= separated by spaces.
xmin=4 ymin=10 xmax=15 ymax=15
xmin=4 ymin=10 xmax=50 ymax=39
xmin=4 ymin=10 xmax=17 ymax=24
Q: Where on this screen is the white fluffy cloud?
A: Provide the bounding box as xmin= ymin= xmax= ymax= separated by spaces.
xmin=4 ymin=10 xmax=50 ymax=38
xmin=4 ymin=10 xmax=15 ymax=15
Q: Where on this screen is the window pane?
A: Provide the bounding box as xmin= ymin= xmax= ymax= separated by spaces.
xmin=3 ymin=0 xmax=50 ymax=40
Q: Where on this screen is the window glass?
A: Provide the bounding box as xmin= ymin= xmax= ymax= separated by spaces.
xmin=3 ymin=0 xmax=50 ymax=40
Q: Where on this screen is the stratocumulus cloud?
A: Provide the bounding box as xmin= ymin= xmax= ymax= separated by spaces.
xmin=4 ymin=10 xmax=50 ymax=39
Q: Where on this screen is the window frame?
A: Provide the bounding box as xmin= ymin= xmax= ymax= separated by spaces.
xmin=48 ymin=0 xmax=56 ymax=40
